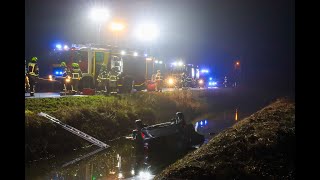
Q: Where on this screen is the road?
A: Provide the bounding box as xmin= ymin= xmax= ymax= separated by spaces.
xmin=25 ymin=92 xmax=88 ymax=98
xmin=25 ymin=87 xmax=227 ymax=98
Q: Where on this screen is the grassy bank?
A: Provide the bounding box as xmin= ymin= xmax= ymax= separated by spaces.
xmin=155 ymin=98 xmax=295 ymax=179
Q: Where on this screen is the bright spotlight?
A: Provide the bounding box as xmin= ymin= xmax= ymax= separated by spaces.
xmin=89 ymin=7 xmax=110 ymax=22
xmin=121 ymin=50 xmax=126 ymax=55
xmin=159 ymin=61 xmax=163 ymax=64
xmin=178 ymin=61 xmax=183 ymax=66
xmin=155 ymin=60 xmax=159 ymax=63
xmin=133 ymin=52 xmax=138 ymax=56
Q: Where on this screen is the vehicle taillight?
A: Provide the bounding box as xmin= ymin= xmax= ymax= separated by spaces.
xmin=141 ymin=132 xmax=145 ymax=139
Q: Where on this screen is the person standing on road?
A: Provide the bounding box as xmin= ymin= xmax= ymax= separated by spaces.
xmin=60 ymin=62 xmax=69 ymax=77
xmin=108 ymin=67 xmax=120 ymax=93
xmin=97 ymin=64 xmax=108 ymax=92
xmin=155 ymin=70 xmax=163 ymax=92
xmin=25 ymin=60 xmax=30 ymax=93
xmin=27 ymin=57 xmax=39 ymax=96
xmin=60 ymin=62 xmax=71 ymax=92
xmin=70 ymin=63 xmax=82 ymax=93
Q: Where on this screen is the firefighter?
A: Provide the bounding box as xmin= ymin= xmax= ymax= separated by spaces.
xmin=175 ymin=112 xmax=186 ymax=126
xmin=27 ymin=57 xmax=39 ymax=96
xmin=223 ymin=76 xmax=228 ymax=88
xmin=155 ymin=70 xmax=163 ymax=92
xmin=60 ymin=62 xmax=69 ymax=77
xmin=108 ymin=67 xmax=119 ymax=94
xmin=181 ymin=72 xmax=188 ymax=88
xmin=25 ymin=60 xmax=30 ymax=93
xmin=70 ymin=63 xmax=82 ymax=93
xmin=132 ymin=119 xmax=147 ymax=171
xmin=174 ymin=112 xmax=189 ymax=149
xmin=60 ymin=62 xmax=71 ymax=92
xmin=97 ymin=64 xmax=108 ymax=92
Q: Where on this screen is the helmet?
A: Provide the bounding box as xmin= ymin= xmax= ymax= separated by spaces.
xmin=176 ymin=112 xmax=184 ymax=120
xmin=72 ymin=63 xmax=79 ymax=68
xmin=60 ymin=62 xmax=67 ymax=67
xmin=135 ymin=119 xmax=143 ymax=129
xmin=31 ymin=57 xmax=38 ymax=62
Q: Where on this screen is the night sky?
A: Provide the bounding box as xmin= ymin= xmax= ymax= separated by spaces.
xmin=25 ymin=0 xmax=294 ymax=95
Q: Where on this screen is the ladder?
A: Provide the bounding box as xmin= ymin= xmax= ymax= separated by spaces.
xmin=38 ymin=112 xmax=109 ymax=148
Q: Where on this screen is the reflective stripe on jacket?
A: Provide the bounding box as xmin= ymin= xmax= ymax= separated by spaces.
xmin=28 ymin=63 xmax=38 ymax=76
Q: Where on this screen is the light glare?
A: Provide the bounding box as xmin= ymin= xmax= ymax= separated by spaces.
xmin=111 ymin=22 xmax=124 ymax=31
xmin=89 ymin=8 xmax=110 ymax=22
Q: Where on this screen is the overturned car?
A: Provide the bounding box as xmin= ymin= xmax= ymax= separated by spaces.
xmin=131 ymin=112 xmax=205 ymax=154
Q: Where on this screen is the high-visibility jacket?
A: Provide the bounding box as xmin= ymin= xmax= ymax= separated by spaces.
xmin=27 ymin=63 xmax=39 ymax=76
xmin=98 ymin=70 xmax=108 ymax=80
xmin=71 ymin=68 xmax=82 ymax=79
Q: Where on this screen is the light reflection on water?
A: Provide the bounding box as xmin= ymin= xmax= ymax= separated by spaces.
xmin=31 ymin=136 xmax=188 ymax=180
xmin=195 ymin=109 xmax=243 ymax=143
xmin=28 ymin=139 xmax=137 ymax=180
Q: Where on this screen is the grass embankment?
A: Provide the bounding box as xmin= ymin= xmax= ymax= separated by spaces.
xmin=155 ymin=98 xmax=295 ymax=180
xmin=25 ymin=91 xmax=205 ymax=162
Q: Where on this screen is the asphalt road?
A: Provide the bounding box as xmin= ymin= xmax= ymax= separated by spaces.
xmin=25 ymin=92 xmax=87 ymax=98
xmin=25 ymin=87 xmax=226 ymax=98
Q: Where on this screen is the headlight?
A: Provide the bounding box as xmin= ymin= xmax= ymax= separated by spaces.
xmin=49 ymin=75 xmax=53 ymax=81
xmin=167 ymin=78 xmax=174 ymax=85
xmin=118 ymin=172 xmax=123 ymax=178
xmin=139 ymin=171 xmax=152 ymax=179
xmin=66 ymin=76 xmax=71 ymax=83
xmin=199 ymin=79 xmax=203 ymax=84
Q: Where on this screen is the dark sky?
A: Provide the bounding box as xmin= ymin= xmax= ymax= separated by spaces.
xmin=25 ymin=0 xmax=294 ymax=95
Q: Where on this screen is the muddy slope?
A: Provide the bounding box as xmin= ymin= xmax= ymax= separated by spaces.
xmin=155 ymin=98 xmax=295 ymax=180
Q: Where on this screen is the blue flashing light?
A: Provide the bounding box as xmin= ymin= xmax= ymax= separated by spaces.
xmin=59 ymin=71 xmax=63 ymax=75
xmin=200 ymin=121 xmax=203 ymax=126
xmin=208 ymin=81 xmax=217 ymax=86
xmin=209 ymin=77 xmax=212 ymax=80
xmin=55 ymin=71 xmax=59 ymax=75
xmin=56 ymin=44 xmax=62 ymax=50
xmin=200 ymin=69 xmax=209 ymax=73
xmin=205 ymin=120 xmax=207 ymax=125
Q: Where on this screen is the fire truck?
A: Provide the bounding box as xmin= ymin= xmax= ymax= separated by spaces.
xmin=164 ymin=63 xmax=200 ymax=89
xmin=48 ymin=44 xmax=147 ymax=94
